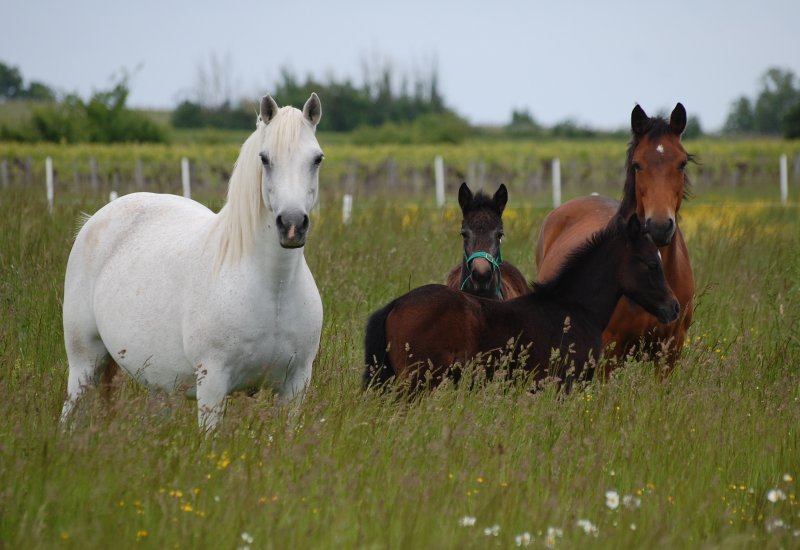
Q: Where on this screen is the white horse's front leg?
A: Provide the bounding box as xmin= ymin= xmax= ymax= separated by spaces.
xmin=195 ymin=365 xmax=230 ymax=432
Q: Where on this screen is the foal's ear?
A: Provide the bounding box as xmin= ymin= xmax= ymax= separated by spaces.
xmin=493 ymin=183 xmax=508 ymax=214
xmin=625 ymin=213 xmax=643 ymax=240
xmin=631 ymin=104 xmax=650 ymax=136
xmin=458 ymin=182 xmax=473 ymax=212
xmin=303 ymin=93 xmax=322 ymax=127
xmin=669 ymin=102 xmax=687 ymax=136
xmin=260 ymin=95 xmax=280 ymax=125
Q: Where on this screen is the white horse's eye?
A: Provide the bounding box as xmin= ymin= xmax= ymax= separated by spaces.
xmin=313 ymin=154 xmax=324 ymax=167
xmin=259 ymin=153 xmax=271 ymax=167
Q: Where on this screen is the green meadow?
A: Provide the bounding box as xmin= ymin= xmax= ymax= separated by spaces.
xmin=0 ymin=143 xmax=798 ymax=548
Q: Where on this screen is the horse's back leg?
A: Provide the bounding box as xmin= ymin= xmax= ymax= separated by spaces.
xmin=61 ymin=328 xmax=114 ymax=423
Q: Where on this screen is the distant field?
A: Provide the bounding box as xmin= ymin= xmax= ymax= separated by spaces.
xmin=1 ymin=138 xmax=799 ymax=211
xmin=0 ymin=158 xmax=798 ymax=548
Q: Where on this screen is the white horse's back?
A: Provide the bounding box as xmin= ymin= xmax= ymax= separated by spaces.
xmin=64 ymin=193 xmax=215 ymax=393
xmin=62 ymin=94 xmax=325 ymax=431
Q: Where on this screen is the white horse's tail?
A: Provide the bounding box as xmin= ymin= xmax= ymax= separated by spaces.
xmin=74 ymin=212 xmax=93 ymax=239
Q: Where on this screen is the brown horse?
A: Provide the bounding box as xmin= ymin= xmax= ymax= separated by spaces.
xmin=363 ymin=213 xmax=679 ymax=394
xmin=536 ymin=103 xmax=694 ymax=367
xmin=445 ymin=182 xmax=529 ymax=299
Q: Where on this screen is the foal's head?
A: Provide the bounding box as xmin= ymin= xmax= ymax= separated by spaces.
xmin=621 ymin=103 xmax=692 ymax=247
xmin=616 ymin=214 xmax=680 ymax=324
xmin=457 ymin=182 xmax=507 ymax=297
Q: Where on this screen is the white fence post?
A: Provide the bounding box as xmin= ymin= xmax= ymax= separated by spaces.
xmin=342 ymin=194 xmax=353 ymax=224
xmin=551 ymin=158 xmax=561 ymax=208
xmin=434 ymin=155 xmax=445 ymax=208
xmin=46 ymin=157 xmax=54 ymax=213
xmin=181 ymin=157 xmax=191 ymax=199
xmin=780 ymin=154 xmax=788 ymax=206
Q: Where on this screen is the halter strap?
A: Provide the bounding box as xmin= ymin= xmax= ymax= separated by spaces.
xmin=460 ymin=249 xmax=504 ymax=298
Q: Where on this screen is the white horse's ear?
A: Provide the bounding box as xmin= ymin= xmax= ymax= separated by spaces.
xmin=260 ymin=95 xmax=280 ymax=125
xmin=303 ymin=93 xmax=322 ymax=127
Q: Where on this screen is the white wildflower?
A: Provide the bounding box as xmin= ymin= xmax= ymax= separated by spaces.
xmin=544 ymin=527 xmax=563 ymax=548
xmin=576 ymin=519 xmax=599 ymax=537
xmin=514 ymin=532 xmax=532 ymax=546
xmin=458 ymin=515 xmax=476 ymax=527
xmin=606 ymin=490 xmax=620 ymax=509
xmin=483 ymin=524 xmax=500 ymax=536
xmin=783 ymin=473 xmax=793 ymax=482
xmin=623 ymin=494 xmax=642 ymax=509
xmin=630 ymin=523 xmax=637 ymax=531
xmin=767 ymin=489 xmax=787 ymax=503
xmin=240 ymin=532 xmax=254 ymax=544
xmin=765 ymin=518 xmax=785 ymax=533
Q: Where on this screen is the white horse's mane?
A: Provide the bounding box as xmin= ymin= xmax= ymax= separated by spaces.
xmin=213 ymin=106 xmax=310 ymax=271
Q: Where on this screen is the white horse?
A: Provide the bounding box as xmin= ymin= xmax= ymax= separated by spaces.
xmin=61 ymin=94 xmax=324 ymax=430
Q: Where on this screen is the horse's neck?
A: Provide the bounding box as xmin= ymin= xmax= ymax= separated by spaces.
xmin=251 ymin=214 xmax=305 ymax=280
xmin=550 ymin=238 xmax=623 ymax=330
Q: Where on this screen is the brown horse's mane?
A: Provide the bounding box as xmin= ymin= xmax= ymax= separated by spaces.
xmin=531 ymin=217 xmax=621 ymax=297
xmin=619 ymin=116 xmax=696 ymax=216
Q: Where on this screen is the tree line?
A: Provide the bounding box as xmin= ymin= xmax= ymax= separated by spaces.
xmin=2 ymin=60 xmax=799 ymax=143
xmin=724 ymin=67 xmax=800 ymax=139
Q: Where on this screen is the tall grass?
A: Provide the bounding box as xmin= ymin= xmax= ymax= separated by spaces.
xmin=0 ymin=184 xmax=798 ymax=548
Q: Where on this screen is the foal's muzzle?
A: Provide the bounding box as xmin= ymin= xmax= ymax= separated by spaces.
xmin=276 ymin=210 xmax=309 ymax=248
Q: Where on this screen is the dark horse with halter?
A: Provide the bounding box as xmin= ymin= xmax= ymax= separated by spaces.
xmin=536 ymin=103 xmax=694 ymax=368
xmin=445 ymin=182 xmax=528 ymax=299
xmin=364 ymin=213 xmax=679 ymax=394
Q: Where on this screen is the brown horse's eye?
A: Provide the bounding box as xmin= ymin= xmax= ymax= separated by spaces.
xmin=632 ymin=162 xmax=641 ymax=172
xmin=678 ymin=160 xmax=688 ymax=171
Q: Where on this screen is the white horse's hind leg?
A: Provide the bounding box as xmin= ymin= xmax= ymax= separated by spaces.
xmin=60 ymin=333 xmax=113 ymax=423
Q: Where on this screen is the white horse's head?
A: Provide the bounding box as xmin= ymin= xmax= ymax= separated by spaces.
xmin=257 ymin=93 xmax=323 ymax=248
xmin=215 ymin=93 xmax=323 ymax=269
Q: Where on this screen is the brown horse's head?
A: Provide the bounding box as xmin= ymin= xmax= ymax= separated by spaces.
xmin=616 ymin=214 xmax=680 ymax=324
xmin=621 ymin=103 xmax=692 ymax=247
xmin=457 ymin=182 xmax=507 ymax=298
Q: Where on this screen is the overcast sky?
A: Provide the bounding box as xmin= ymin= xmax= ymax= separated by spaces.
xmin=3 ymin=0 xmax=799 ymax=131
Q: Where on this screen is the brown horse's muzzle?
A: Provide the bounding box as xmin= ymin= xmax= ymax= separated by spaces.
xmin=646 ymin=216 xmax=676 ymax=246
xmin=656 ymin=298 xmax=680 ymax=324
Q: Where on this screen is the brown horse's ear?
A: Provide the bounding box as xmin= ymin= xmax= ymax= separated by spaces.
xmin=458 ymin=182 xmax=473 ymax=212
xmin=260 ymin=95 xmax=280 ymax=125
xmin=493 ymin=183 xmax=508 ymax=214
xmin=669 ymin=102 xmax=687 ymax=136
xmin=631 ymin=104 xmax=650 ymax=136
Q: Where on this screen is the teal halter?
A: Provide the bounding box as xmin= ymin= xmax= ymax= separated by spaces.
xmin=460 ymin=248 xmax=504 ymax=298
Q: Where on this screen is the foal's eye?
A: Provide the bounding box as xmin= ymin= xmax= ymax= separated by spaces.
xmin=498 ymin=232 xmax=505 ymax=241
xmin=460 ymin=230 xmax=468 ymax=238
xmin=259 ymin=153 xmax=271 ymax=167
xmin=678 ymin=160 xmax=688 ymax=171
xmin=632 ymin=162 xmax=642 ymax=172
